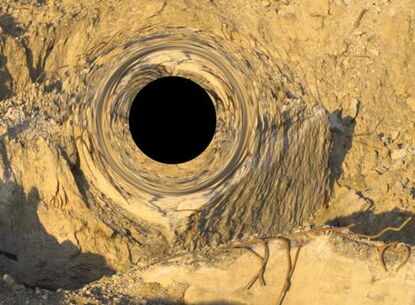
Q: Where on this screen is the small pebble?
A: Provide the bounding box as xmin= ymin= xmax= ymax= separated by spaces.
xmin=2 ymin=274 xmax=16 ymax=287
xmin=375 ymin=165 xmax=388 ymax=174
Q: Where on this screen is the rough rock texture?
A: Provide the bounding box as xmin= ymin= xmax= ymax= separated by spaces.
xmin=0 ymin=135 xmax=170 ymax=289
xmin=2 ymin=233 xmax=415 ymax=305
xmin=178 ymin=102 xmax=331 ymax=249
xmin=0 ymin=0 xmax=333 ymax=290
xmin=0 ymin=0 xmax=414 ymax=303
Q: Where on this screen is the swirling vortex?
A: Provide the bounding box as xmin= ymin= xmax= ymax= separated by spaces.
xmin=75 ymin=27 xmax=297 ymax=216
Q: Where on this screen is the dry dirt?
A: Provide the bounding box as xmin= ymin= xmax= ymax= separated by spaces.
xmin=0 ymin=0 xmax=414 ymax=304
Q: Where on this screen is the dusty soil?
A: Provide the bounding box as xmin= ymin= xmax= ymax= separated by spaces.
xmin=0 ymin=0 xmax=414 ymax=304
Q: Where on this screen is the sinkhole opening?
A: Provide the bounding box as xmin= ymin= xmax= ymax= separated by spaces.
xmin=129 ymin=76 xmax=217 ymax=164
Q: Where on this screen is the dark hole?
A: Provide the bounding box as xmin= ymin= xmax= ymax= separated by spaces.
xmin=129 ymin=76 xmax=217 ymax=164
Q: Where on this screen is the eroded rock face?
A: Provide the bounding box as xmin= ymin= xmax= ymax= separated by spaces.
xmin=176 ymin=101 xmax=331 ymax=249
xmin=72 ymin=27 xmax=332 ymax=249
xmin=0 ymin=0 xmax=332 ymax=289
xmin=0 ymin=136 xmax=170 ymax=288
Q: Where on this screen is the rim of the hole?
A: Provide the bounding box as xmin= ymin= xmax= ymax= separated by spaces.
xmin=85 ymin=33 xmax=254 ymax=196
xmin=128 ymin=76 xmax=217 ymax=164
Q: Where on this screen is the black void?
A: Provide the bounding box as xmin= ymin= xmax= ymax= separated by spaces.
xmin=129 ymin=76 xmax=217 ymax=164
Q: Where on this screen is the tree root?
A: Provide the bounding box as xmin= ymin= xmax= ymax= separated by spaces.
xmin=224 ymin=238 xmax=270 ymax=289
xmin=266 ymin=237 xmax=302 ymax=305
xmin=286 ymin=224 xmax=355 ymax=238
xmin=169 ymin=213 xmax=413 ymax=304
xmin=343 ymin=215 xmax=413 ymax=240
xmin=225 ymin=236 xmax=302 ymax=304
xmin=217 ymin=216 xmax=412 ymax=302
xmin=378 ymin=242 xmax=411 ymax=272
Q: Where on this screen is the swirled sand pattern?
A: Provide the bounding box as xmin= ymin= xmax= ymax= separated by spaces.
xmin=74 ymin=27 xmax=330 ymax=245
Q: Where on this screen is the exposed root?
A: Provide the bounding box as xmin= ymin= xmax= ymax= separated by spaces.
xmin=206 ymin=217 xmax=411 ymax=303
xmin=265 ymin=237 xmax=301 ymax=305
xmin=286 ymin=224 xmax=355 ymax=238
xmin=171 ymin=214 xmax=413 ymax=304
xmin=274 ymin=238 xmax=292 ymax=305
xmin=255 ymin=239 xmax=270 ymax=288
xmin=223 ymin=217 xmax=411 ymax=302
xmin=226 ymin=236 xmax=302 ymax=305
xmin=378 ymin=242 xmax=411 ymax=272
xmin=231 ymin=238 xmax=270 ymax=289
xmin=230 ymin=245 xmax=267 ymax=289
xmin=378 ymin=242 xmax=399 ymax=272
xmin=344 ymin=215 xmax=413 ymax=240
xmin=284 ymin=245 xmax=302 ymax=304
xmin=290 ymin=217 xmax=413 ymax=274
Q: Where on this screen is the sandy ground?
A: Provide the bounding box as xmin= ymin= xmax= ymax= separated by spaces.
xmin=0 ymin=0 xmax=414 ymax=304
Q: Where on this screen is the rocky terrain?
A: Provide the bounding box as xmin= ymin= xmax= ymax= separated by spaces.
xmin=0 ymin=0 xmax=414 ymax=304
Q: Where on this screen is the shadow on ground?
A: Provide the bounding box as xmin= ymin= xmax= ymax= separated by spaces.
xmin=328 ymin=108 xmax=356 ymax=187
xmin=0 ymin=138 xmax=114 ymax=290
xmin=0 ymin=13 xmax=25 ymax=37
xmin=325 ymin=109 xmax=415 ymax=245
xmin=325 ymin=208 xmax=415 ymax=245
xmin=0 ymin=55 xmax=12 ymax=101
xmin=0 ymin=181 xmax=115 ymax=290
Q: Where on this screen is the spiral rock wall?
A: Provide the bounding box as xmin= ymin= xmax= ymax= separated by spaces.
xmin=0 ymin=0 xmax=333 ymax=288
